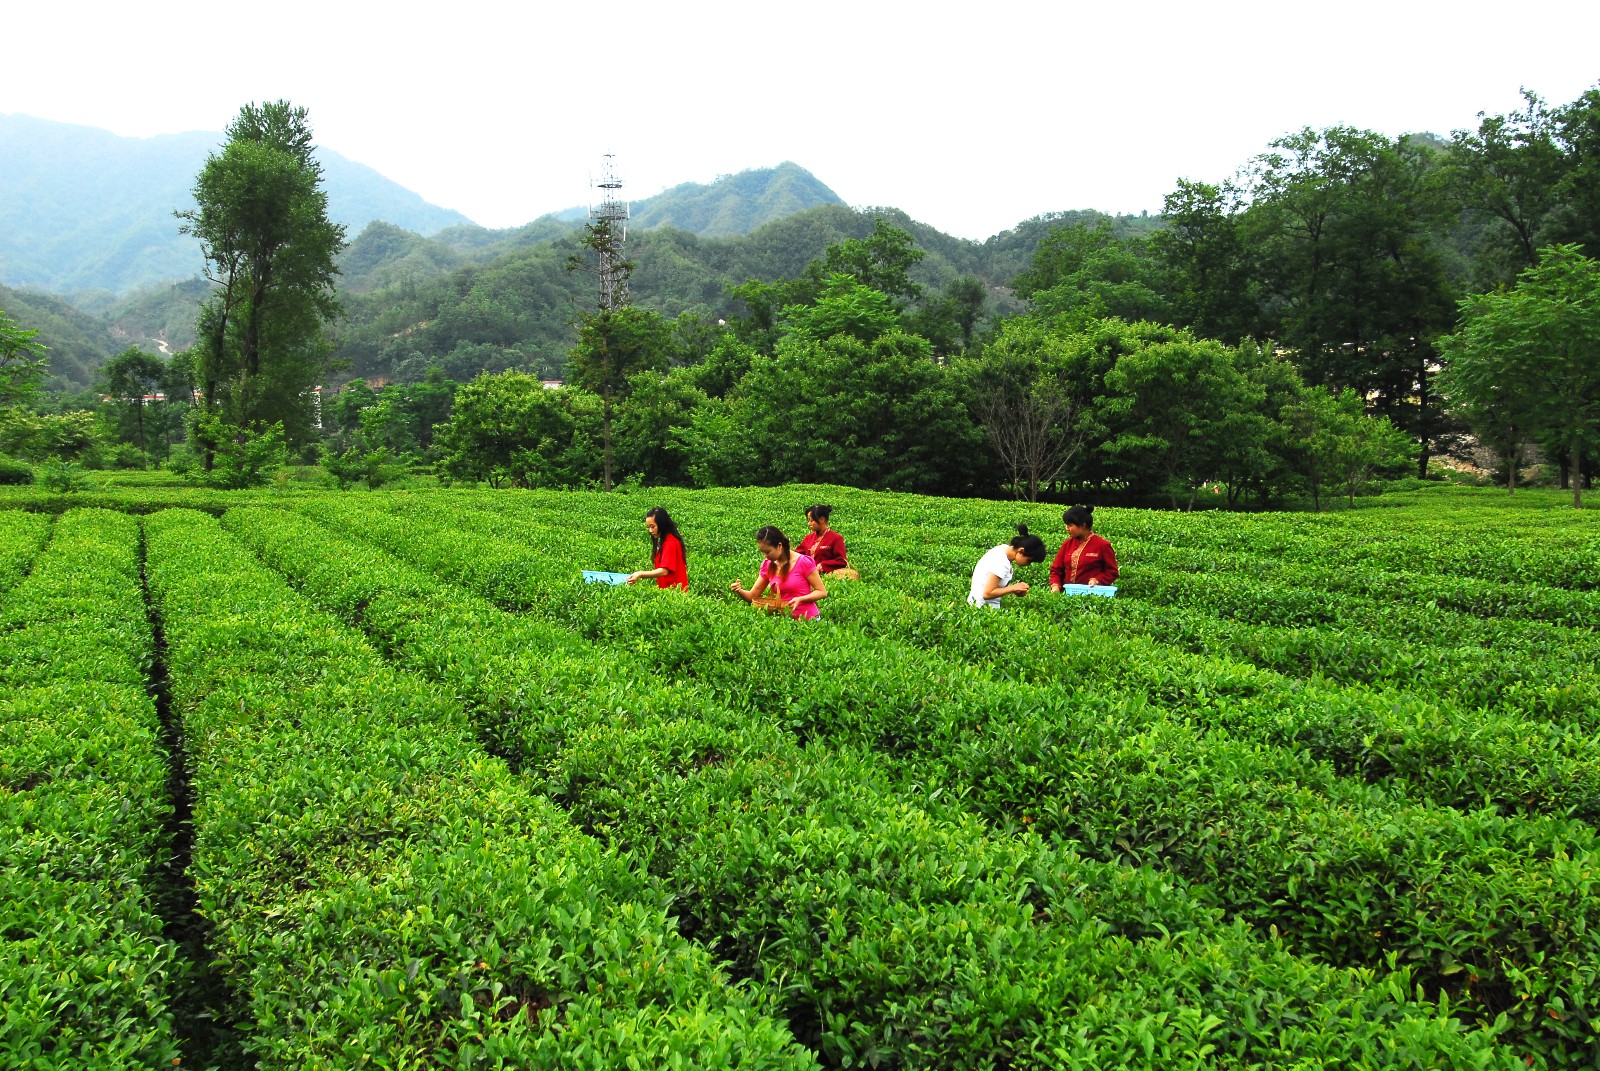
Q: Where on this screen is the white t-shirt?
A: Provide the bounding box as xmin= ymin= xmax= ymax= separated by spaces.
xmin=968 ymin=544 xmax=1013 ymax=608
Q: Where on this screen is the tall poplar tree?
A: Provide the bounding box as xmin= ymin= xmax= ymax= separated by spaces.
xmin=180 ymin=100 xmax=344 ymax=460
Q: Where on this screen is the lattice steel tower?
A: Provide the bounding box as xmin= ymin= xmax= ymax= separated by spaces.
xmin=590 ymin=154 xmax=631 ymax=310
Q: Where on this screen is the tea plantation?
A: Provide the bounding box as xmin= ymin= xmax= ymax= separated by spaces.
xmin=3 ymin=484 xmax=1597 ymax=1069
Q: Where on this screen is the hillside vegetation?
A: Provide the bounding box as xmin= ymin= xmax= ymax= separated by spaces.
xmin=332 ymin=202 xmax=1155 ymax=384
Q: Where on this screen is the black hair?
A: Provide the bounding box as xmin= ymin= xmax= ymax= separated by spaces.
xmin=645 ymin=507 xmax=681 ymax=557
xmin=806 ymin=504 xmax=833 ymax=522
xmin=1062 ymin=504 xmax=1095 ymax=530
xmin=754 ymin=524 xmax=795 ymax=577
xmin=1009 ymin=524 xmax=1048 ymax=564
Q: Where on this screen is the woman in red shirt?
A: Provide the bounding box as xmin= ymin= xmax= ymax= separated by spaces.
xmin=627 ymin=507 xmax=688 ymax=590
xmin=797 ymin=504 xmax=849 ymax=575
xmin=1049 ymin=504 xmax=1118 ymax=590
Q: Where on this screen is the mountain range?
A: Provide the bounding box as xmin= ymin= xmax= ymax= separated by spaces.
xmin=1 ymin=115 xmax=1160 ymax=393
xmin=0 ymin=114 xmax=474 ymax=293
xmin=0 ymin=115 xmax=852 ymax=298
xmin=333 ymin=162 xmax=847 ymax=294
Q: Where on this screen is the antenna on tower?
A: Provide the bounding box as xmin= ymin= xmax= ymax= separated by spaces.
xmin=588 ymin=154 xmax=631 ymax=310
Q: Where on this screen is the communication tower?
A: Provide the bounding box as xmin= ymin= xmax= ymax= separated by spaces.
xmin=590 ymin=154 xmax=631 ymax=310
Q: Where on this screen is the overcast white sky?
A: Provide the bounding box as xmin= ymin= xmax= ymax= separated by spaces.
xmin=7 ymin=1 xmax=1598 ymax=239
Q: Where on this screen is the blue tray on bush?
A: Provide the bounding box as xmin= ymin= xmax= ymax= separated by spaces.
xmin=582 ymin=570 xmax=630 ymax=586
xmin=1060 ymin=584 xmax=1116 ymax=598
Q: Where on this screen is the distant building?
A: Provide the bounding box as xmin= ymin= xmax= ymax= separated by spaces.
xmin=541 ymin=379 xmax=564 ymax=391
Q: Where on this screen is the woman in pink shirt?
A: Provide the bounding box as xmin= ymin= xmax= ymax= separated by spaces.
xmin=730 ymin=525 xmax=828 ymax=620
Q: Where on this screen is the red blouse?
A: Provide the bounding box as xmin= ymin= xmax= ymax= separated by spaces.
xmin=797 ymin=529 xmax=848 ymax=573
xmin=1050 ymin=534 xmax=1118 ymax=588
xmin=653 ymin=533 xmax=688 ymax=590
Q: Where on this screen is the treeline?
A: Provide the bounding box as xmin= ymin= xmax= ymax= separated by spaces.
xmin=359 ymin=83 xmax=1600 ymax=505
xmin=6 ymin=84 xmax=1599 ymax=506
xmin=325 ymin=203 xmax=1158 ymax=385
xmin=427 ymin=228 xmax=1413 ymax=510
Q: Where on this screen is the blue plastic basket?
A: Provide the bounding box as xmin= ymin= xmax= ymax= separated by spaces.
xmin=1059 ymin=584 xmax=1116 ymax=598
xmin=581 ymin=570 xmax=631 ymax=586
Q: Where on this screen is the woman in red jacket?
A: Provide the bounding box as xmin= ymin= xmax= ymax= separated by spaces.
xmin=627 ymin=507 xmax=688 ymax=590
xmin=1049 ymin=505 xmax=1118 ymax=590
xmin=798 ymin=504 xmax=849 ymax=574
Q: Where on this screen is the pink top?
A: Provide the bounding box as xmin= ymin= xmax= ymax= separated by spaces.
xmin=759 ymin=553 xmax=821 ymax=620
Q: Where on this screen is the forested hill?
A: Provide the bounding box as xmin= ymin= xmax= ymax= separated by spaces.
xmin=628 ymin=162 xmax=844 ymax=236
xmin=329 ymin=203 xmax=1160 ymax=387
xmin=0 ymin=282 xmax=127 ymax=390
xmin=0 ymin=114 xmax=473 ymax=294
xmin=16 ymin=200 xmax=1155 ymax=392
xmin=337 ymin=163 xmax=849 ymax=293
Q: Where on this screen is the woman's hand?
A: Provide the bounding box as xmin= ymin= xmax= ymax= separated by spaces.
xmin=1086 ymin=578 xmax=1099 ymax=587
xmin=625 ymin=571 xmax=643 ymax=585
xmin=1013 ymin=582 xmax=1029 ymax=596
xmin=729 ymin=579 xmax=745 ymax=594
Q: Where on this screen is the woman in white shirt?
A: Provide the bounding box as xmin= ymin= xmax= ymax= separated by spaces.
xmin=968 ymin=525 xmax=1049 ymax=608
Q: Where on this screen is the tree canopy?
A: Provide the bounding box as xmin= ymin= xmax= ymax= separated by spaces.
xmin=1440 ymin=245 xmax=1600 ymax=507
xmin=180 ymin=100 xmax=345 ymax=459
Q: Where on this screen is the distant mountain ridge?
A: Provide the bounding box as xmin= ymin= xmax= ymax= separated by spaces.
xmin=627 ymin=162 xmax=845 ymax=237
xmin=1 ymin=120 xmax=1157 ymax=393
xmin=334 ymin=163 xmax=848 ymax=293
xmin=0 ymin=114 xmax=475 ymax=294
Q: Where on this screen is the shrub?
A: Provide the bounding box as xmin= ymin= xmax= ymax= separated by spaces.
xmin=0 ymin=454 xmax=32 ymax=485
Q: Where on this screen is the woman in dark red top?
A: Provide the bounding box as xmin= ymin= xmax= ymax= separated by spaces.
xmin=797 ymin=504 xmax=849 ymax=574
xmin=627 ymin=507 xmax=688 ymax=590
xmin=1049 ymin=504 xmax=1118 ymax=590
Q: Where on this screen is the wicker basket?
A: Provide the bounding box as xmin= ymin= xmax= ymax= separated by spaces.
xmin=752 ymin=592 xmax=788 ymax=614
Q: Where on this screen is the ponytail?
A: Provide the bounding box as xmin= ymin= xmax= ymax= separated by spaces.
xmin=1009 ymin=523 xmax=1048 ymax=564
xmin=755 ymin=525 xmax=794 ymax=577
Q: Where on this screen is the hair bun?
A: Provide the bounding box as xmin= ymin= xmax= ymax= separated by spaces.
xmin=1016 ymin=523 xmax=1030 ymax=537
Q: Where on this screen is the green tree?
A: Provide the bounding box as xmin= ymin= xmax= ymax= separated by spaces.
xmin=966 ymin=312 xmax=1109 ymax=501
xmin=327 ymin=378 xmax=378 ymax=441
xmin=324 ymin=445 xmax=398 ymax=490
xmin=192 ymin=414 xmax=288 ymax=489
xmin=566 ymin=307 xmax=671 ymax=491
xmin=1551 ymin=88 xmax=1600 ymax=257
xmin=0 ymin=309 xmax=48 ymax=407
xmin=1151 ymin=179 xmax=1257 ymax=341
xmin=727 ymin=219 xmax=926 ymax=348
xmin=780 ymin=273 xmax=898 ymax=344
xmin=818 ymin=217 xmax=925 ymax=306
xmin=1439 ymin=244 xmax=1600 ymax=507
xmin=1244 ymin=126 xmax=1456 ymax=475
xmin=946 ymin=275 xmax=989 ymax=351
xmin=434 ymin=372 xmax=602 ymax=489
xmin=180 ymin=100 xmax=345 ymax=460
xmin=0 ymin=409 xmax=101 ymax=463
xmin=1012 ymin=221 xmax=1171 ymax=324
xmin=1097 ymin=331 xmax=1267 ymax=510
xmin=612 ymin=368 xmax=707 ymax=486
xmin=678 ymin=397 xmax=765 ymax=488
xmin=96 ymin=347 xmax=166 ymax=458
xmin=1283 ymin=388 xmax=1414 ymax=509
xmin=723 ymin=329 xmax=985 ymax=495
xmin=1222 ymin=342 xmax=1308 ymax=507
xmin=685 ymin=332 xmax=760 ymax=399
xmin=1446 ymin=90 xmax=1568 ymax=283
